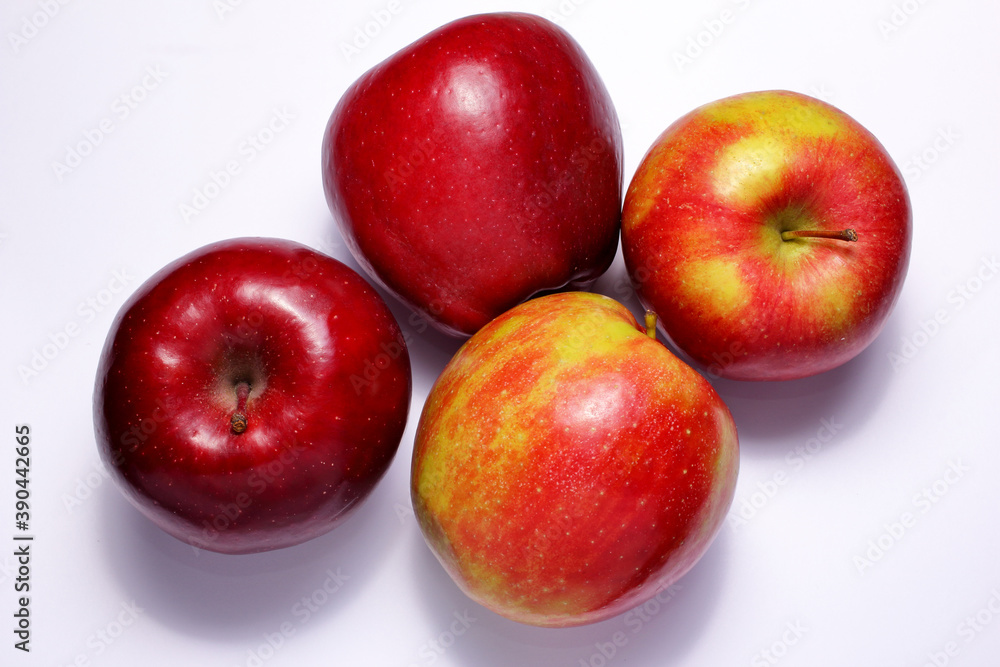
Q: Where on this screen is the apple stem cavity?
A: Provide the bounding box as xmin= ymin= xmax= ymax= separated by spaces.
xmin=780 ymin=228 xmax=858 ymax=243
xmin=645 ymin=311 xmax=657 ymax=339
xmin=231 ymin=381 xmax=251 ymax=434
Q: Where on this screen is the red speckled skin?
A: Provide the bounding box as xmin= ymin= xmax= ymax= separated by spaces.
xmin=94 ymin=238 xmax=411 ymax=554
xmin=323 ymin=12 xmax=622 ymax=337
xmin=622 ymin=90 xmax=912 ymax=380
xmin=411 ymin=292 xmax=738 ymax=627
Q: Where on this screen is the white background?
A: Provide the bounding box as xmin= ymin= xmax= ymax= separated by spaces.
xmin=2 ymin=1 xmax=998 ymax=666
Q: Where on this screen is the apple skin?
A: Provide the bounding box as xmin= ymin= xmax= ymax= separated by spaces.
xmin=94 ymin=238 xmax=411 ymax=554
xmin=323 ymin=12 xmax=623 ymax=337
xmin=410 ymin=292 xmax=738 ymax=627
xmin=622 ymin=90 xmax=912 ymax=381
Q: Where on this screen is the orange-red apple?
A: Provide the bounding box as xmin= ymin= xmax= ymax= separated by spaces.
xmin=622 ymin=90 xmax=912 ymax=380
xmin=410 ymin=292 xmax=738 ymax=627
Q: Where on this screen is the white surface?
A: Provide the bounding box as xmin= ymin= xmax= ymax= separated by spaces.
xmin=2 ymin=1 xmax=999 ymax=665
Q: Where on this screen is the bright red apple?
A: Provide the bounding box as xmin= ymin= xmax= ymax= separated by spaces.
xmin=410 ymin=292 xmax=739 ymax=627
xmin=622 ymin=90 xmax=912 ymax=381
xmin=94 ymin=238 xmax=411 ymax=554
xmin=322 ymin=12 xmax=623 ymax=337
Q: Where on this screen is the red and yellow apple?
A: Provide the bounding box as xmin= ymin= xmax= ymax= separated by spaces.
xmin=94 ymin=238 xmax=411 ymax=554
xmin=622 ymin=90 xmax=912 ymax=381
xmin=410 ymin=292 xmax=738 ymax=627
xmin=323 ymin=12 xmax=622 ymax=337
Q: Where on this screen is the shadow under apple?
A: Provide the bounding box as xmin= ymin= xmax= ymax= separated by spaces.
xmin=407 ymin=522 xmax=732 ymax=667
xmin=592 ymin=252 xmax=905 ymax=462
xmin=706 ymin=310 xmax=905 ymax=461
xmin=328 ymin=237 xmax=466 ymax=378
xmin=97 ymin=461 xmax=404 ymax=645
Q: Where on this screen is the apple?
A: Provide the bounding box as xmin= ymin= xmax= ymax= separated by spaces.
xmin=93 ymin=238 xmax=411 ymax=554
xmin=410 ymin=292 xmax=739 ymax=627
xmin=322 ymin=12 xmax=623 ymax=337
xmin=622 ymin=90 xmax=912 ymax=380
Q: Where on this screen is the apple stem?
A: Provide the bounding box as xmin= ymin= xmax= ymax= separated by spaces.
xmin=781 ymin=228 xmax=858 ymax=242
xmin=230 ymin=382 xmax=251 ymax=434
xmin=645 ymin=311 xmax=657 ymax=339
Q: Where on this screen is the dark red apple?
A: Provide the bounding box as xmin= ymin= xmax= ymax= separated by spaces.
xmin=94 ymin=238 xmax=411 ymax=554
xmin=322 ymin=12 xmax=623 ymax=337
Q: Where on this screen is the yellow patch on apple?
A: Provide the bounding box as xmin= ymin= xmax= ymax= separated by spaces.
xmin=676 ymin=256 xmax=748 ymax=320
xmin=711 ymin=134 xmax=788 ymax=208
xmin=702 ymin=91 xmax=842 ymax=140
